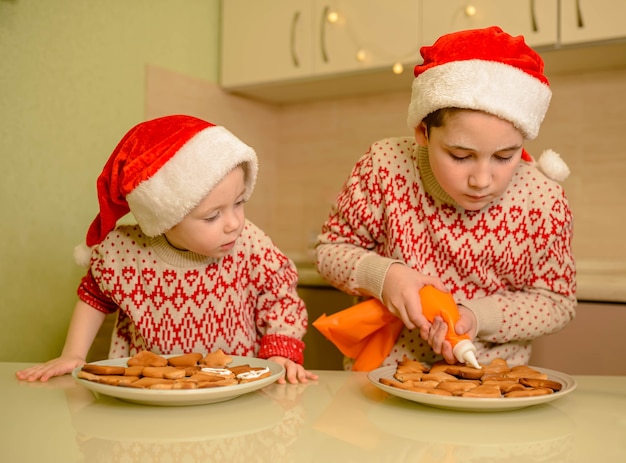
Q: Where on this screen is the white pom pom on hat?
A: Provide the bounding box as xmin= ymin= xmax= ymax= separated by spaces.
xmin=75 ymin=115 xmax=258 ymax=267
xmin=74 ymin=243 xmax=92 ymax=268
xmin=536 ymin=149 xmax=571 ymax=182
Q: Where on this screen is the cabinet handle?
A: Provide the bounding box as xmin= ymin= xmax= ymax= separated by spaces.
xmin=320 ymin=5 xmax=329 ymax=63
xmin=290 ymin=11 xmax=300 ymax=67
xmin=530 ymin=0 xmax=538 ymax=32
xmin=576 ymin=0 xmax=585 ymax=28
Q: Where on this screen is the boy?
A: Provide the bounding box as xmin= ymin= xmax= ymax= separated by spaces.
xmin=18 ymin=115 xmax=317 ymax=384
xmin=315 ymin=27 xmax=575 ymax=368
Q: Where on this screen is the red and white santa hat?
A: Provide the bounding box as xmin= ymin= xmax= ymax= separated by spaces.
xmin=407 ymin=26 xmax=569 ymax=181
xmin=75 ymin=114 xmax=258 ymax=266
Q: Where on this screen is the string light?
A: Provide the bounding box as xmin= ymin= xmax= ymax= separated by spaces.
xmin=392 ymin=62 xmax=404 ymax=74
xmin=325 ymin=9 xmax=420 ymax=75
xmin=465 ymin=5 xmax=477 ymax=17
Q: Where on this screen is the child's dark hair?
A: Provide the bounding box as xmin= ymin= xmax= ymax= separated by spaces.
xmin=422 ymin=108 xmax=474 ymax=135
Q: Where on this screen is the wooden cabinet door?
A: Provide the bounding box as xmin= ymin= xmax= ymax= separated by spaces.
xmin=560 ymin=0 xmax=626 ymax=45
xmin=221 ymin=0 xmax=420 ymax=87
xmin=221 ymin=0 xmax=313 ymax=87
xmin=421 ymin=0 xmax=558 ymax=49
xmin=313 ymin=0 xmax=420 ymax=75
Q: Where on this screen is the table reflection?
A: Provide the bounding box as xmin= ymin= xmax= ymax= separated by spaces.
xmin=66 ymin=380 xmax=308 ymax=462
xmin=18 ymin=369 xmax=624 ymax=463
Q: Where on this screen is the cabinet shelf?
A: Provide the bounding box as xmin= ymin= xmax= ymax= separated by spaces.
xmin=220 ymin=0 xmax=626 ymax=105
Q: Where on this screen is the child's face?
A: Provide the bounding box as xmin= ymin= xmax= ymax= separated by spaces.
xmin=416 ymin=110 xmax=524 ymax=211
xmin=164 ymin=166 xmax=246 ymax=258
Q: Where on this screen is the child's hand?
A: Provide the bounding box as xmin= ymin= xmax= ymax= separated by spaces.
xmin=425 ymin=315 xmax=454 ymax=362
xmin=15 ymin=355 xmax=86 ymax=382
xmin=456 ymin=304 xmax=478 ymax=340
xmin=426 ymin=305 xmax=478 ymax=364
xmin=381 ymin=263 xmax=447 ymax=331
xmin=267 ymin=356 xmax=318 ymax=384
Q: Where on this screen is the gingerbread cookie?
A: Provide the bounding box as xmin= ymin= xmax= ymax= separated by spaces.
xmin=380 ymin=357 xmax=563 ymax=399
xmin=78 ymin=349 xmax=275 ymax=390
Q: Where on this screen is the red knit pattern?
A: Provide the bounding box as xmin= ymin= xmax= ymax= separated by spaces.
xmin=78 ymin=222 xmax=307 ymax=364
xmin=316 ymin=137 xmax=576 ymax=367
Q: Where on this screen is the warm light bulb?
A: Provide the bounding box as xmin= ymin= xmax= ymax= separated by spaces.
xmin=327 ymin=11 xmax=339 ymax=23
xmin=465 ymin=5 xmax=477 ymax=16
xmin=392 ymin=62 xmax=404 ymax=74
xmin=356 ymin=49 xmax=366 ymax=62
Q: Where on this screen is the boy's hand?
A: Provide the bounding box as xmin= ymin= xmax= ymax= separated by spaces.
xmin=267 ymin=356 xmax=318 ymax=384
xmin=15 ymin=355 xmax=86 ymax=382
xmin=426 ymin=305 xmax=478 ymax=364
xmin=381 ymin=263 xmax=447 ymax=331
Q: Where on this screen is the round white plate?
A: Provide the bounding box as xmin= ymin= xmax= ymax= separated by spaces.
xmin=368 ymin=365 xmax=576 ymax=412
xmin=72 ymin=355 xmax=284 ymax=406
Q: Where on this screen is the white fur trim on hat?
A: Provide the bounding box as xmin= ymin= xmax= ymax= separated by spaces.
xmin=127 ymin=126 xmax=258 ymax=236
xmin=407 ymin=59 xmax=552 ymax=139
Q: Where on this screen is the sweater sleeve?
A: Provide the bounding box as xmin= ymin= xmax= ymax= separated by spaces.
xmin=247 ymin=226 xmax=308 ymax=364
xmin=77 ymin=270 xmax=119 ymax=315
xmin=315 ymin=146 xmax=404 ymax=298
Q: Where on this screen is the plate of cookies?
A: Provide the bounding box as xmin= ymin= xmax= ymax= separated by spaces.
xmin=368 ymin=357 xmax=576 ymax=412
xmin=72 ymin=349 xmax=284 ymax=406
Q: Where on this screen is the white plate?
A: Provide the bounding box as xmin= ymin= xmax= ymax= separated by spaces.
xmin=72 ymin=355 xmax=284 ymax=406
xmin=368 ymin=365 xmax=576 ymax=412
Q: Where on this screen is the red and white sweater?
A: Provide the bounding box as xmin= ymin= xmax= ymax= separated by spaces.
xmin=316 ymin=137 xmax=576 ymax=367
xmin=78 ymin=220 xmax=307 ymax=363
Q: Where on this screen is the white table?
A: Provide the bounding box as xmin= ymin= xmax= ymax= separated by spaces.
xmin=3 ymin=363 xmax=625 ymax=462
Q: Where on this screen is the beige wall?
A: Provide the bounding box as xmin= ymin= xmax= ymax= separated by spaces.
xmin=0 ymin=0 xmax=221 ymax=362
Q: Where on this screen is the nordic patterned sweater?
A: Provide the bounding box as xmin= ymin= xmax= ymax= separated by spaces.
xmin=315 ymin=137 xmax=576 ymax=367
xmin=78 ymin=220 xmax=307 ymax=363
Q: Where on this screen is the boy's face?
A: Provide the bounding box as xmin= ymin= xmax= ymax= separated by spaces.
xmin=415 ymin=110 xmax=524 ymax=211
xmin=164 ymin=166 xmax=246 ymax=258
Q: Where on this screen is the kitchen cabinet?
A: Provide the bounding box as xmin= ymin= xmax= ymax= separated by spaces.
xmin=220 ymin=0 xmax=420 ymax=89
xmin=530 ymin=301 xmax=626 ymax=375
xmin=221 ymin=0 xmax=312 ymax=87
xmin=420 ymin=0 xmax=558 ymax=49
xmin=219 ymin=0 xmax=625 ymax=104
xmin=560 ymin=0 xmax=626 ymax=45
xmin=298 ymin=285 xmax=353 ymax=370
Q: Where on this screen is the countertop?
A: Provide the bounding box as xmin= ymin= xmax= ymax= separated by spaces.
xmin=295 ymin=258 xmax=626 ymax=303
xmin=4 ymin=362 xmax=625 ymax=462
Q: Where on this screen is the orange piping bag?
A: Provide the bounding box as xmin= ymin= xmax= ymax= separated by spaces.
xmin=312 ymin=286 xmax=480 ymax=371
xmin=312 ymin=298 xmax=403 ymax=371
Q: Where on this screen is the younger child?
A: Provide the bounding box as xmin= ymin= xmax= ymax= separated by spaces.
xmin=17 ymin=114 xmax=317 ymax=384
xmin=315 ymin=27 xmax=576 ymax=369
